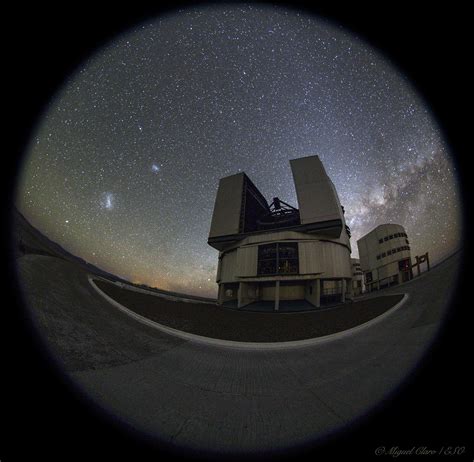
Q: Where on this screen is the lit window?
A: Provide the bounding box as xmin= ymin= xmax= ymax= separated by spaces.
xmin=257 ymin=242 xmax=299 ymax=275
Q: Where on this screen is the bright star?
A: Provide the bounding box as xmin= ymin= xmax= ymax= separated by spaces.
xmin=151 ymin=164 xmax=161 ymax=173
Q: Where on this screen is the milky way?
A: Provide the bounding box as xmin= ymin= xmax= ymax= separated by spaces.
xmin=16 ymin=4 xmax=462 ymax=297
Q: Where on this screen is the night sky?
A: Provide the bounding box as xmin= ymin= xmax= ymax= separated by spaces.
xmin=16 ymin=4 xmax=462 ymax=297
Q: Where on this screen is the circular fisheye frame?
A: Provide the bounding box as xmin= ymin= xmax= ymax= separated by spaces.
xmin=11 ymin=3 xmax=464 ymax=459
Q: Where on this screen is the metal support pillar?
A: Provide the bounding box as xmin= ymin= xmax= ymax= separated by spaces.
xmin=315 ymin=279 xmax=321 ymax=308
xmin=274 ymin=280 xmax=280 ymax=311
xmin=237 ymin=282 xmax=243 ymax=308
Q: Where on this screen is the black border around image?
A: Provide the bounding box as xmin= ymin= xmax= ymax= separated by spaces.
xmin=3 ymin=2 xmax=472 ymax=461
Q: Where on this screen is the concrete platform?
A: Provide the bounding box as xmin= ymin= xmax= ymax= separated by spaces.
xmin=15 ymin=251 xmax=461 ymax=456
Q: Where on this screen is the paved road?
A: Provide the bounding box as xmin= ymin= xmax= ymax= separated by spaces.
xmin=16 ymin=252 xmax=460 ymax=456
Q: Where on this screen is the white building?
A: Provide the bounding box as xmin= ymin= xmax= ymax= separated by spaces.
xmin=208 ymin=155 xmax=353 ymax=310
xmin=351 ymin=258 xmax=365 ymax=295
xmin=357 ymin=223 xmax=413 ymax=292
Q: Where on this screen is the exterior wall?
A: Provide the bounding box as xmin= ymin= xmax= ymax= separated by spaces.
xmin=209 ymin=173 xmax=244 ymax=239
xmin=304 ymin=279 xmax=320 ymax=306
xmin=290 ymin=156 xmax=344 ymax=225
xmin=217 ymin=231 xmax=352 ymax=284
xmin=357 ymin=224 xmax=412 ymax=291
xmin=236 ymin=246 xmax=258 ymax=277
xmin=358 ymin=229 xmax=380 ymax=272
xmin=279 ymin=283 xmax=305 ymax=300
xmin=257 ymin=283 xmax=305 ymax=301
xmin=238 ymin=282 xmax=259 ymax=307
xmin=245 ymin=230 xmax=307 ymax=245
xmin=218 ymin=249 xmax=238 ymax=283
xmin=351 ymin=258 xmax=365 ymax=294
xmin=260 ymin=283 xmax=276 ymax=301
xmin=298 ymin=240 xmax=352 ymax=278
xmin=242 ymin=229 xmax=350 ymax=251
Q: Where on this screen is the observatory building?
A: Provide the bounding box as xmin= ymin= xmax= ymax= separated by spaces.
xmin=207 ymin=155 xmax=353 ymax=310
xmin=351 ymin=258 xmax=365 ymax=296
xmin=357 ymin=224 xmax=413 ymax=292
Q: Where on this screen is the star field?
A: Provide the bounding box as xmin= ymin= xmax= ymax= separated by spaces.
xmin=16 ymin=4 xmax=462 ymax=297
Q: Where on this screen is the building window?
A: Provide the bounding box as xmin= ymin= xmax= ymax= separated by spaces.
xmin=379 ymin=238 xmax=383 ymax=244
xmin=257 ymin=242 xmax=299 ymax=275
xmin=365 ymin=272 xmax=373 ymax=283
xmin=399 ymin=259 xmax=411 ymax=271
xmin=382 ymin=252 xmax=386 ymax=258
xmin=389 ymin=234 xmax=393 ymax=239
xmin=406 ymin=239 xmax=409 ymax=244
xmin=257 ymin=244 xmax=277 ymax=274
xmin=377 ymin=255 xmax=381 ymax=260
xmin=384 ymin=237 xmax=388 ymax=241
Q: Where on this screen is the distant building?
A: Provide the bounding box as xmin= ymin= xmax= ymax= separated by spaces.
xmin=208 ymin=155 xmax=353 ymax=310
xmin=357 ymin=224 xmax=413 ymax=292
xmin=351 ymin=258 xmax=365 ymax=295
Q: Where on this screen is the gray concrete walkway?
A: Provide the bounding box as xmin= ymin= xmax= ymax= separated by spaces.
xmin=16 ymin=251 xmax=460 ymax=456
